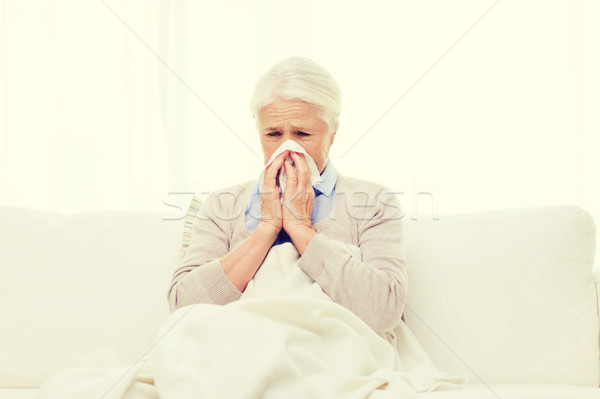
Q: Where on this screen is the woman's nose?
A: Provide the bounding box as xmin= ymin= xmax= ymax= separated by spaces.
xmin=281 ymin=133 xmax=298 ymax=144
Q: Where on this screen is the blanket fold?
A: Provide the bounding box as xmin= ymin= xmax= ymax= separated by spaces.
xmin=37 ymin=242 xmax=466 ymax=399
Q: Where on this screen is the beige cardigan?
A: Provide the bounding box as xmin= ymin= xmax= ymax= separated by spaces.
xmin=167 ymin=173 xmax=408 ymax=334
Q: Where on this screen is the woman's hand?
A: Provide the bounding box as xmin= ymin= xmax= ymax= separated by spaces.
xmin=259 ymin=150 xmax=289 ymax=235
xmin=282 ymin=152 xmax=317 ymax=253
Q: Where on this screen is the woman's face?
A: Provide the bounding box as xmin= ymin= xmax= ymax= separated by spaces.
xmin=257 ymin=98 xmax=336 ymax=174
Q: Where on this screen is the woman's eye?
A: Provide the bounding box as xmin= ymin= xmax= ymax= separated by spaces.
xmin=267 ymin=132 xmax=281 ymax=137
xmin=297 ymin=132 xmax=310 ymax=136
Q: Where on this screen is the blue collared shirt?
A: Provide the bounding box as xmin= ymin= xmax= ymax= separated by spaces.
xmin=245 ymin=159 xmax=338 ymax=246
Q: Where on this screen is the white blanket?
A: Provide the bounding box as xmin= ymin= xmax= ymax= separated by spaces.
xmin=37 ymin=243 xmax=466 ymax=399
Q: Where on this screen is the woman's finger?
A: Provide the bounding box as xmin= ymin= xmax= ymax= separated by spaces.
xmin=289 ymin=152 xmax=310 ymax=190
xmin=282 ymin=156 xmax=298 ymax=196
xmin=264 ymin=150 xmax=288 ymax=190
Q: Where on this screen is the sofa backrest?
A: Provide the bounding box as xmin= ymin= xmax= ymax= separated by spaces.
xmin=0 ymin=207 xmax=182 ymax=388
xmin=0 ymin=204 xmax=598 ymax=388
xmin=403 ymin=205 xmax=599 ymax=387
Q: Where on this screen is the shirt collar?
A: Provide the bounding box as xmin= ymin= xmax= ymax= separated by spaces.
xmin=313 ymin=158 xmax=337 ymax=197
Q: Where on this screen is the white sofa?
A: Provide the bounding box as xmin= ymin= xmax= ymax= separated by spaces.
xmin=0 ymin=202 xmax=599 ymax=398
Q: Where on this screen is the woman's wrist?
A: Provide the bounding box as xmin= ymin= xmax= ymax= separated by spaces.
xmin=288 ymin=225 xmax=317 ymax=255
xmin=256 ymin=221 xmax=281 ymax=242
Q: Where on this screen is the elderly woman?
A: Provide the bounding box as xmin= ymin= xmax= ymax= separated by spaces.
xmin=167 ymin=57 xmax=407 ymax=335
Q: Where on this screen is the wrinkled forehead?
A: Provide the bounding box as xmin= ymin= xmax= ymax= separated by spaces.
xmin=257 ymin=99 xmax=327 ymax=130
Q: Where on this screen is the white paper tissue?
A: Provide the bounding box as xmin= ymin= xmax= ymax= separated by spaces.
xmin=258 ymin=140 xmax=322 ymax=201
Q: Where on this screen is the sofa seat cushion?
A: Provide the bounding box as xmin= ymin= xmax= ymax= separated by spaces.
xmin=2 ymin=384 xmax=600 ymax=399
xmin=416 ymin=383 xmax=600 ymax=398
xmin=0 ymin=389 xmax=38 ymax=399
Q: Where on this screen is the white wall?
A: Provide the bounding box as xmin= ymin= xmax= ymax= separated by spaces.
xmin=1 ymin=1 xmax=598 ymax=239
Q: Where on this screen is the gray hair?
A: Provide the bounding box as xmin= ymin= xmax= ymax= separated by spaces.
xmin=250 ymin=57 xmax=341 ymax=133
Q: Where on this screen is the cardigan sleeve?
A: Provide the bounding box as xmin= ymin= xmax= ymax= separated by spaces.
xmin=297 ymin=187 xmax=407 ymax=334
xmin=167 ymin=193 xmax=242 ymax=312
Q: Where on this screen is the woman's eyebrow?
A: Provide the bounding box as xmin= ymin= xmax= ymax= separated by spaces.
xmin=289 ymin=126 xmax=311 ymax=132
xmin=264 ymin=126 xmax=310 ymax=132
